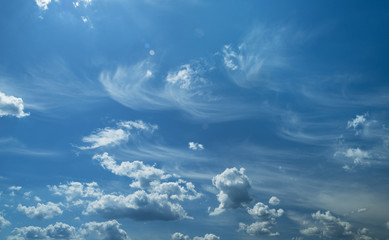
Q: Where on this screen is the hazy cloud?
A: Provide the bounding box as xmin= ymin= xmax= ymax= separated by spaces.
xmin=0 ymin=215 xmax=11 ymax=230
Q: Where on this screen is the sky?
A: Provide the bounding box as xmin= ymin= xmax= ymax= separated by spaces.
xmin=0 ymin=0 xmax=389 ymax=239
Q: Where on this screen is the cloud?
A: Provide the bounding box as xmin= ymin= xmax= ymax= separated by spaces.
xmin=335 ymin=148 xmax=371 ymax=169
xmin=387 ymin=221 xmax=389 ymax=229
xmin=48 ymin=182 xmax=103 ymax=204
xmin=81 ymin=220 xmax=129 ymax=240
xmin=239 ymin=201 xmax=284 ymax=236
xmin=7 ymin=220 xmax=129 ymax=240
xmin=0 ymin=92 xmax=29 ymax=118
xmin=35 ymin=0 xmax=51 ymax=10
xmin=73 ymin=0 xmax=93 ymax=8
xmin=17 ymin=202 xmax=63 ymax=220
xmin=8 ymin=186 xmax=22 ymax=191
xmin=152 ymin=180 xmax=201 ymax=201
xmin=93 ymin=152 xmax=169 ymax=189
xmin=100 ymin=60 xmax=258 ymax=121
xmin=84 ymin=190 xmax=191 ymax=221
xmin=79 ymin=120 xmax=157 ymax=150
xmin=0 ymin=215 xmax=11 ymax=230
xmin=268 ymin=196 xmax=280 ymax=206
xmin=300 ymin=211 xmax=353 ymax=238
xmin=188 ymin=142 xmax=204 ymax=151
xmin=210 ymin=167 xmax=252 ymax=215
xmin=347 ymin=114 xmax=368 ymax=133
xmin=171 ymin=233 xmax=220 ymax=240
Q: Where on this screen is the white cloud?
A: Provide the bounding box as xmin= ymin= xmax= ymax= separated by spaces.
xmin=172 ymin=232 xmax=190 ymax=240
xmin=152 ymin=180 xmax=201 ymax=201
xmin=239 ymin=202 xmax=284 ymax=236
xmin=171 ymin=233 xmax=220 ymax=240
xmin=81 ymin=16 xmax=88 ymax=23
xmin=0 ymin=215 xmax=11 ymax=230
xmin=188 ymin=142 xmax=204 ymax=151
xmin=17 ymin=202 xmax=63 ymax=220
xmin=0 ymin=92 xmax=29 ymax=118
xmin=347 ymin=114 xmax=368 ymax=131
xmin=84 ymin=190 xmax=191 ymax=221
xmin=210 ymin=167 xmax=251 ymax=215
xmin=93 ymin=152 xmax=169 ymax=189
xmin=35 ymin=0 xmax=51 ymax=10
xmin=81 ymin=220 xmax=129 ymax=240
xmin=268 ymin=196 xmax=280 ymax=206
xmin=48 ymin=182 xmax=102 ymax=204
xmin=79 ymin=120 xmax=156 ymax=150
xmin=344 ymin=148 xmax=370 ymax=165
xmin=7 ymin=220 xmax=129 ymax=240
xmin=166 ymin=64 xmax=203 ymax=89
xmin=73 ymin=0 xmax=93 ymax=8
xmin=8 ymin=186 xmax=22 ymax=191
xmin=300 ymin=211 xmax=353 ymax=238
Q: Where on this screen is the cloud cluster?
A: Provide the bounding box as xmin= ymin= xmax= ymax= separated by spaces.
xmin=210 ymin=167 xmax=251 ymax=215
xmin=79 ymin=120 xmax=157 ymax=150
xmin=239 ymin=199 xmax=284 ymax=236
xmin=48 ymin=182 xmax=103 ymax=204
xmin=0 ymin=215 xmax=11 ymax=230
xmin=172 ymin=233 xmax=220 ymax=240
xmin=347 ymin=114 xmax=368 ymax=134
xmin=7 ymin=220 xmax=129 ymax=240
xmin=0 ymin=92 xmax=29 ymax=118
xmin=188 ymin=142 xmax=204 ymax=151
xmin=35 ymin=0 xmax=51 ymax=10
xmin=17 ymin=202 xmax=63 ymax=220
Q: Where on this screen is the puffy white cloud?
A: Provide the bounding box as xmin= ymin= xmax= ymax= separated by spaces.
xmin=17 ymin=202 xmax=63 ymax=220
xmin=172 ymin=232 xmax=190 ymax=240
xmin=79 ymin=120 xmax=156 ymax=150
xmin=0 ymin=92 xmax=29 ymax=118
xmin=152 ymin=180 xmax=201 ymax=201
xmin=188 ymin=142 xmax=204 ymax=151
xmin=7 ymin=220 xmax=129 ymax=240
xmin=93 ymin=152 xmax=169 ymax=189
xmin=344 ymin=148 xmax=370 ymax=165
xmin=166 ymin=64 xmax=204 ymax=90
xmin=268 ymin=196 xmax=280 ymax=206
xmin=81 ymin=220 xmax=129 ymax=240
xmin=300 ymin=211 xmax=352 ymax=238
xmin=0 ymin=215 xmax=11 ymax=230
xmin=84 ymin=190 xmax=191 ymax=221
xmin=73 ymin=0 xmax=93 ymax=8
xmin=347 ymin=114 xmax=367 ymax=132
xmin=239 ymin=201 xmax=284 ymax=236
xmin=210 ymin=167 xmax=251 ymax=215
xmin=48 ymin=182 xmax=102 ymax=203
xmin=193 ymin=234 xmax=220 ymax=240
xmin=171 ymin=233 xmax=220 ymax=240
xmin=35 ymin=0 xmax=51 ymax=10
xmin=8 ymin=186 xmax=22 ymax=191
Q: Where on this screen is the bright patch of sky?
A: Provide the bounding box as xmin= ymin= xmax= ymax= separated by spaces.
xmin=1 ymin=1 xmax=389 ymax=239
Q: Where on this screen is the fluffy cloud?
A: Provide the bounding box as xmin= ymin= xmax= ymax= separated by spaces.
xmin=73 ymin=0 xmax=93 ymax=8
xmin=8 ymin=186 xmax=22 ymax=191
xmin=35 ymin=0 xmax=51 ymax=10
xmin=347 ymin=114 xmax=368 ymax=133
xmin=17 ymin=202 xmax=63 ymax=220
xmin=79 ymin=120 xmax=157 ymax=150
xmin=84 ymin=190 xmax=191 ymax=221
xmin=48 ymin=182 xmax=102 ymax=204
xmin=93 ymin=152 xmax=169 ymax=189
xmin=152 ymin=180 xmax=201 ymax=201
xmin=0 ymin=215 xmax=11 ymax=230
xmin=0 ymin=92 xmax=29 ymax=118
xmin=300 ymin=211 xmax=352 ymax=238
xmin=81 ymin=220 xmax=129 ymax=240
xmin=166 ymin=64 xmax=204 ymax=89
xmin=171 ymin=233 xmax=220 ymax=240
xmin=188 ymin=142 xmax=204 ymax=151
xmin=239 ymin=201 xmax=284 ymax=236
xmin=210 ymin=167 xmax=251 ymax=215
xmin=268 ymin=196 xmax=280 ymax=206
xmin=7 ymin=220 xmax=129 ymax=240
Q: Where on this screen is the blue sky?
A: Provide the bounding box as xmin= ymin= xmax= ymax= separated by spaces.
xmin=1 ymin=0 xmax=389 ymax=239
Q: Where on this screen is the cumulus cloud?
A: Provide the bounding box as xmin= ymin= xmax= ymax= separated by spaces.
xmin=171 ymin=233 xmax=220 ymax=240
xmin=81 ymin=220 xmax=129 ymax=240
xmin=35 ymin=0 xmax=51 ymax=10
xmin=84 ymin=190 xmax=191 ymax=221
xmin=239 ymin=201 xmax=284 ymax=236
xmin=79 ymin=120 xmax=157 ymax=150
xmin=337 ymin=148 xmax=371 ymax=168
xmin=8 ymin=186 xmax=22 ymax=191
xmin=0 ymin=92 xmax=29 ymax=118
xmin=152 ymin=180 xmax=201 ymax=201
xmin=210 ymin=167 xmax=251 ymax=215
xmin=188 ymin=142 xmax=204 ymax=151
xmin=347 ymin=113 xmax=368 ymax=134
xmin=7 ymin=220 xmax=129 ymax=240
xmin=268 ymin=196 xmax=280 ymax=206
xmin=0 ymin=215 xmax=11 ymax=230
xmin=300 ymin=211 xmax=353 ymax=238
xmin=48 ymin=182 xmax=102 ymax=204
xmin=17 ymin=202 xmax=63 ymax=220
xmin=93 ymin=152 xmax=169 ymax=189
